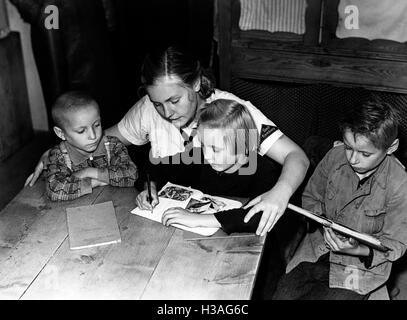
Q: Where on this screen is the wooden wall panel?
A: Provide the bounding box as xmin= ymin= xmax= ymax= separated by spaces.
xmin=0 ymin=0 xmax=9 ymax=38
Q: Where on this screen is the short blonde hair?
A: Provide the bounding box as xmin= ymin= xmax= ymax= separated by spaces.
xmin=198 ymin=99 xmax=259 ymax=155
xmin=52 ymin=91 xmax=99 ymax=129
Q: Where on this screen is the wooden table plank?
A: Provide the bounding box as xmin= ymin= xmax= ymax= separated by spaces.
xmin=1 ymin=182 xmax=266 ymax=300
xmin=0 ymin=180 xmax=104 ymax=299
xmin=141 ymin=230 xmax=266 ymax=300
xmin=21 ymin=186 xmax=176 ymax=299
xmin=0 ymin=182 xmax=46 ymax=261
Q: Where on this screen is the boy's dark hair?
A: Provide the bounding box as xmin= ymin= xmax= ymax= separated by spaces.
xmin=52 ymin=91 xmax=98 ymax=129
xmin=140 ymin=46 xmax=215 ymax=99
xmin=339 ymin=99 xmax=399 ymax=150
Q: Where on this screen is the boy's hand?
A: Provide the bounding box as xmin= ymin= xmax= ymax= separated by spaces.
xmin=323 ymin=227 xmax=369 ymax=256
xmin=162 ymin=207 xmax=197 ymax=227
xmin=91 ymin=179 xmax=108 ymax=188
xmin=243 ymin=181 xmax=291 ymax=236
xmin=25 ymin=149 xmax=50 ymax=187
xmin=73 ymin=168 xmax=99 ymax=180
xmin=162 ymin=207 xmax=220 ymax=228
xmin=136 ymin=187 xmax=159 ymax=211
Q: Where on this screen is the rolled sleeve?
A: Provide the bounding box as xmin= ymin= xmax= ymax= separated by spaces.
xmin=258 ymin=130 xmax=284 ymax=156
xmin=241 ymin=99 xmax=284 ymax=156
xmin=117 ymin=96 xmax=152 ymax=146
xmin=214 ymin=208 xmax=260 ymax=234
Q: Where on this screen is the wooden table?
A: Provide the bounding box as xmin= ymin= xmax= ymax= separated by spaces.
xmin=0 ymin=180 xmax=266 ymax=300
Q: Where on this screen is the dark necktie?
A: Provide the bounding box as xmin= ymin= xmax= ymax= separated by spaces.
xmin=180 ymin=128 xmax=198 ymax=158
xmin=181 ymin=128 xmax=197 ymax=148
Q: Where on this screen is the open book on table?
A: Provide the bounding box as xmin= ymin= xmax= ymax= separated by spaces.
xmin=288 ymin=204 xmax=391 ymax=252
xmin=131 ymin=182 xmax=243 ymax=236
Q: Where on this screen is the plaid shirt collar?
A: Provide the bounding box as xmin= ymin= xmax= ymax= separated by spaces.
xmin=64 ymin=136 xmax=107 ymax=166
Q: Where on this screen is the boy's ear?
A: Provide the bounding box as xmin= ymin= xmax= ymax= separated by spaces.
xmin=192 ymin=77 xmax=201 ymax=93
xmin=237 ymin=152 xmax=249 ymax=164
xmin=386 ymin=138 xmax=399 ymax=155
xmin=53 ymin=126 xmax=66 ymax=140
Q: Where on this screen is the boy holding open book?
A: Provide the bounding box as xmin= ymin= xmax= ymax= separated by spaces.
xmin=272 ymin=99 xmax=407 ymax=299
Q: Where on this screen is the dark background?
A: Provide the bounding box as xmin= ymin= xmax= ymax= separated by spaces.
xmin=10 ymin=0 xmax=215 ymax=129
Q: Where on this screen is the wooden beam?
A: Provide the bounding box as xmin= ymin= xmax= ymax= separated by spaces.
xmin=232 ymin=47 xmax=407 ymax=94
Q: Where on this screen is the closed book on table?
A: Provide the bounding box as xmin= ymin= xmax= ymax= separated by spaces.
xmin=66 ymin=201 xmax=121 ymax=250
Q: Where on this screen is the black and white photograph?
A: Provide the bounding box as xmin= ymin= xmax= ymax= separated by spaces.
xmin=185 ymin=196 xmax=226 ymax=213
xmin=158 ymin=185 xmax=194 ymax=201
xmin=1 ymin=0 xmax=407 ymax=307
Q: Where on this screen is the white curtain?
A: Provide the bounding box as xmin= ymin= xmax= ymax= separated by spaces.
xmin=239 ymin=0 xmax=307 ymax=34
xmin=336 ymin=0 xmax=407 ymax=43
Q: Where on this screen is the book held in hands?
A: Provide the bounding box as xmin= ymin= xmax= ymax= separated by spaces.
xmin=287 ymin=203 xmax=391 ymax=252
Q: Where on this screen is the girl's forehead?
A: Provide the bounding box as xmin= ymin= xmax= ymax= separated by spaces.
xmin=198 ymin=127 xmax=229 ymax=144
xmin=148 ymin=76 xmax=188 ymax=99
xmin=153 ymin=75 xmax=185 ymax=88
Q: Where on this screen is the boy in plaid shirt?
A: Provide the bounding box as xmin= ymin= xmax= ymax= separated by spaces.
xmin=45 ymin=91 xmax=138 ymax=201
